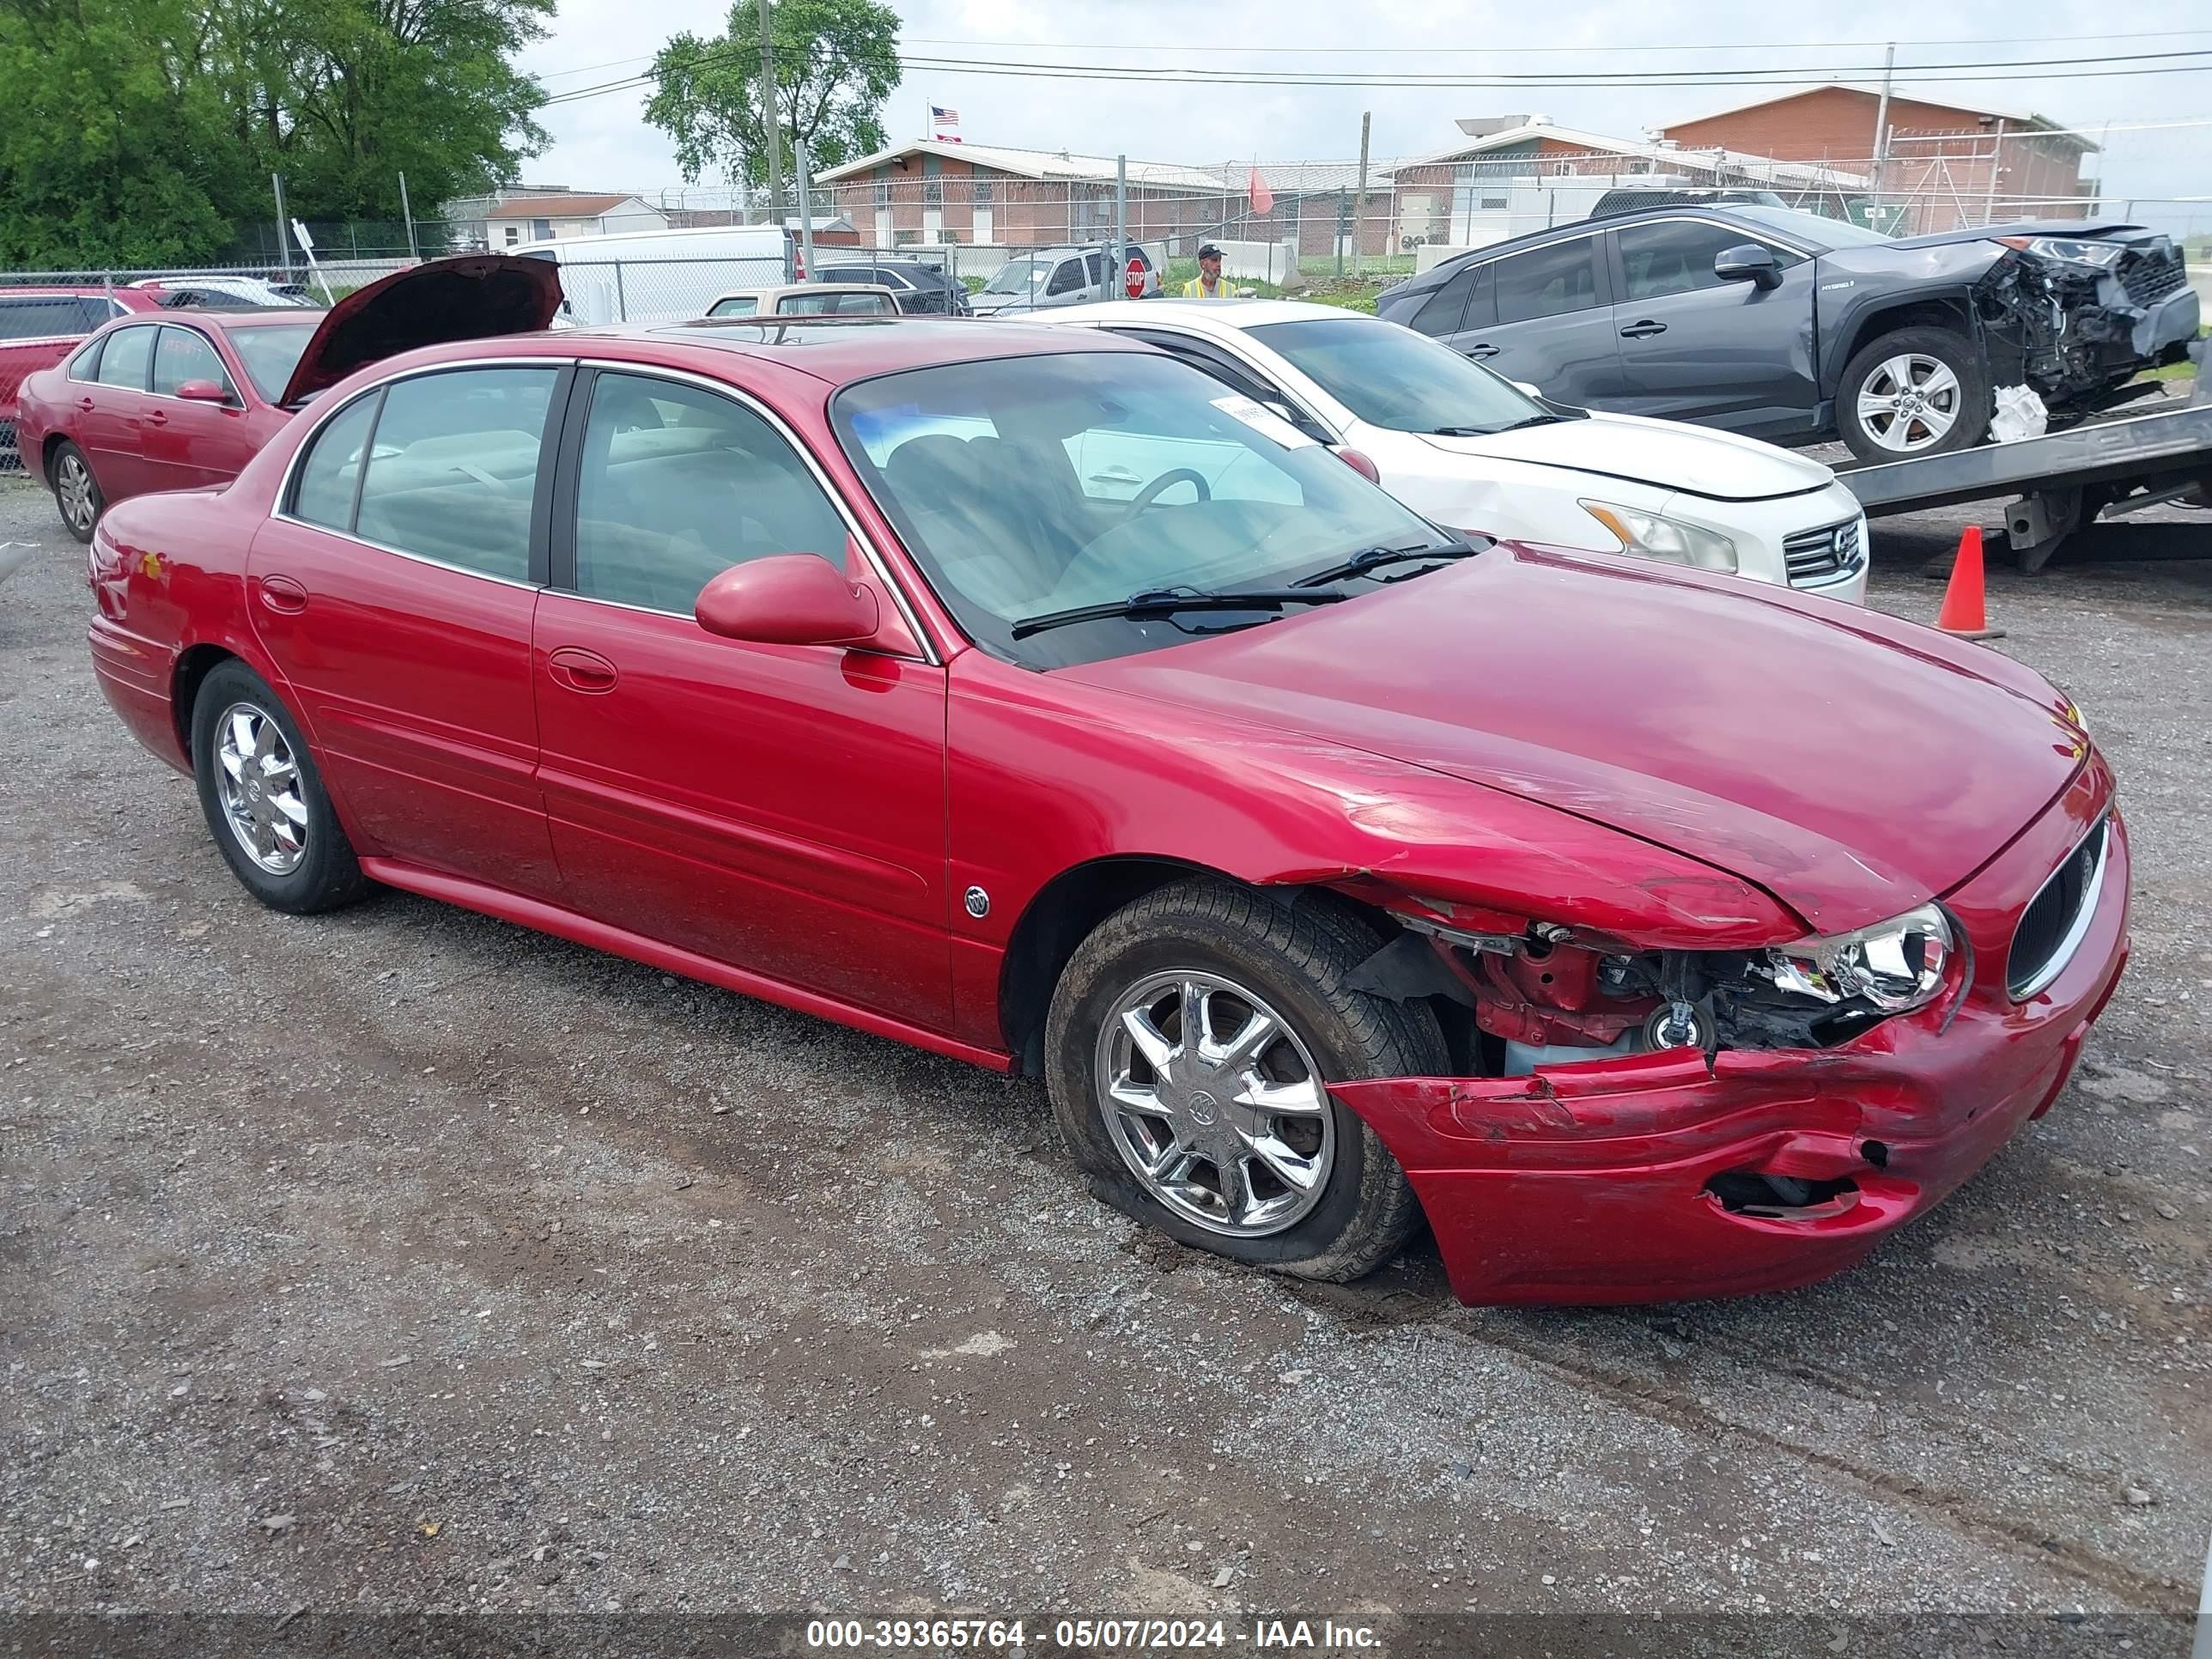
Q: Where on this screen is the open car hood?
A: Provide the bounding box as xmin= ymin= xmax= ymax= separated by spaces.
xmin=277 ymin=255 xmax=565 ymax=407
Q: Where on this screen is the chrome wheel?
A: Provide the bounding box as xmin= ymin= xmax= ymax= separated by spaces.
xmin=212 ymin=702 xmax=309 ymax=875
xmin=56 ymin=452 xmax=96 ymax=532
xmin=1094 ymin=970 xmax=1335 ymax=1237
xmin=1856 ymin=353 xmax=1961 ymax=453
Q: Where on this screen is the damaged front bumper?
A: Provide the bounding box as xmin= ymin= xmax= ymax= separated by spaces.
xmin=1331 ymin=782 xmax=2132 ymax=1307
xmin=1981 ymin=239 xmax=2203 ymax=403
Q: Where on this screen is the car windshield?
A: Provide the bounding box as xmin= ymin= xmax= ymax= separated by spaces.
xmin=984 ymin=258 xmax=1048 ymax=294
xmin=228 ymin=323 xmax=320 ymax=400
xmin=832 ymin=350 xmax=1452 ymax=668
xmin=1248 ymin=316 xmax=1548 ymax=434
xmin=1729 ymin=205 xmax=1897 ymax=247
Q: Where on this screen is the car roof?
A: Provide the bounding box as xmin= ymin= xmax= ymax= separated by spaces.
xmin=712 ymin=283 xmax=896 ymax=301
xmin=1037 ymin=297 xmax=1369 ymax=331
xmin=381 ymin=316 xmax=1146 ymax=390
xmin=136 ymin=307 xmax=327 ymax=328
xmin=0 ymin=285 xmax=150 ymax=300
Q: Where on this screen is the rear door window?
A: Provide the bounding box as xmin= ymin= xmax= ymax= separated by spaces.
xmin=94 ymin=325 xmax=157 ymax=390
xmin=349 ymin=368 xmax=560 ymax=580
xmin=1492 ymin=237 xmax=1603 ymax=324
xmin=1407 ymin=264 xmax=1480 ymax=337
xmin=290 ymin=393 xmax=381 ymax=532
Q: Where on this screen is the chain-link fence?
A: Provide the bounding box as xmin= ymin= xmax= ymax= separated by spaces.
xmin=5 ymin=139 xmax=2203 ymax=479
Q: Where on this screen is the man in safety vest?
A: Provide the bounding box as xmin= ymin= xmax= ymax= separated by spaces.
xmin=1181 ymin=244 xmax=1233 ymax=299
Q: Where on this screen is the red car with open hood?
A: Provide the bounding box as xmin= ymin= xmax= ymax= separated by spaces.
xmin=82 ymin=302 xmax=2128 ymax=1304
xmin=14 ymin=256 xmax=563 ymax=542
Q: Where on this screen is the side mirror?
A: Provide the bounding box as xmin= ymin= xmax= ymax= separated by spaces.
xmin=174 ymin=379 xmax=231 ymax=404
xmin=1512 ymin=380 xmax=1543 ymax=398
xmin=695 ymin=553 xmax=881 ymax=647
xmin=1714 ymin=245 xmax=1782 ymax=290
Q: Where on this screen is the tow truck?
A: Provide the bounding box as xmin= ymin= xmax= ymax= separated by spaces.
xmin=1838 ymin=343 xmax=2212 ymax=571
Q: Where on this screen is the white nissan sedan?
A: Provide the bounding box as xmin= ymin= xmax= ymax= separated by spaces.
xmin=1030 ymin=300 xmax=1869 ymax=602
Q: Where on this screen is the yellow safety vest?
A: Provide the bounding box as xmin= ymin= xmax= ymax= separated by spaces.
xmin=1180 ymin=275 xmax=1231 ymax=299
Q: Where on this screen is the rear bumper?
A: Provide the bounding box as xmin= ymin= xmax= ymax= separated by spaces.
xmin=1333 ymin=775 xmax=2130 ymax=1306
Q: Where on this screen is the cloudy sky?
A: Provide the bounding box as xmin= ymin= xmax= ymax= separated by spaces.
xmin=518 ymin=0 xmax=2212 ymax=232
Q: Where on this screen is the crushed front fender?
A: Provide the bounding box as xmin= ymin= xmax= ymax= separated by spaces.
xmin=1331 ymin=797 xmax=2131 ymax=1306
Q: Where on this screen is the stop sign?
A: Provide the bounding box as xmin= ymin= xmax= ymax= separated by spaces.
xmin=1124 ymin=257 xmax=1145 ymax=299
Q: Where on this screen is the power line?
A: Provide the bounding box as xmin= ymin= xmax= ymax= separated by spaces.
xmin=540 ymin=46 xmax=2212 ymax=106
xmin=526 ymin=25 xmax=2212 ymax=84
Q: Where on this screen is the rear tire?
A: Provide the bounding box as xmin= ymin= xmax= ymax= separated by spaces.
xmin=52 ymin=441 xmax=103 ymax=544
xmin=1043 ymin=878 xmax=1444 ymax=1283
xmin=189 ymin=659 xmax=368 ymax=915
xmin=1838 ymin=326 xmax=1991 ymax=461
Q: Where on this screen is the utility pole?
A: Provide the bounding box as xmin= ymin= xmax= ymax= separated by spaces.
xmin=1115 ymin=154 xmax=1128 ymax=294
xmin=1983 ymin=118 xmax=2007 ymax=224
xmin=272 ymin=173 xmax=294 ymax=278
xmin=1869 ymin=42 xmax=1895 ymax=222
xmin=756 ymin=0 xmax=784 ymax=222
xmin=1352 ymin=112 xmax=1371 ymax=278
xmin=795 ymin=137 xmax=818 ymax=279
xmin=397 ymin=172 xmax=420 ymax=261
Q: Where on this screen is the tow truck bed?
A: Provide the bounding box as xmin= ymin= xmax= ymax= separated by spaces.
xmin=1836 ymin=356 xmax=2212 ymax=571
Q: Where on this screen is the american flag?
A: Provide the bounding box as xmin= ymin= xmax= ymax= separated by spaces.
xmin=932 ymin=105 xmax=961 ymax=142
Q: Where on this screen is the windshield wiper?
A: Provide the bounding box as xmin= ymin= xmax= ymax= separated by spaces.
xmin=1428 ymin=414 xmax=1566 ymax=437
xmin=1010 ymin=586 xmax=1348 ymax=640
xmin=1293 ymin=538 xmax=1480 ymax=589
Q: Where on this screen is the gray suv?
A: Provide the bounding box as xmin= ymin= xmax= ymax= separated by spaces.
xmin=1376 ymin=204 xmax=2200 ymax=459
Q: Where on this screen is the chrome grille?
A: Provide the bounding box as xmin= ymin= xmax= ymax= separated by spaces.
xmin=1783 ymin=519 xmax=1863 ymax=586
xmin=2118 ymin=249 xmax=2185 ymax=307
xmin=2007 ymin=817 xmax=2110 ymax=1000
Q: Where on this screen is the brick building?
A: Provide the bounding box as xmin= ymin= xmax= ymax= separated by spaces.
xmin=1658 ymin=87 xmax=2096 ymax=231
xmin=812 ymin=142 xmax=1245 ymax=252
xmin=1382 ymin=116 xmax=1862 ymax=249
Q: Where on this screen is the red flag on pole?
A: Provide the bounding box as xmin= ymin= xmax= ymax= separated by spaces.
xmin=1247 ymin=165 xmax=1274 ymax=216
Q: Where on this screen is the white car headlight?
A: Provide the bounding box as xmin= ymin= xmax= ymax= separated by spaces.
xmin=1756 ymin=904 xmax=1955 ymax=1014
xmin=1580 ymin=501 xmax=1739 ymax=573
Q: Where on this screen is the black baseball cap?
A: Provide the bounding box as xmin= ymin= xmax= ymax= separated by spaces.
xmin=1197 ymin=243 xmax=1224 ymax=259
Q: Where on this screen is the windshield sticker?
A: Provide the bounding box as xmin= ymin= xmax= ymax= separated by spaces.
xmin=1210 ymin=394 xmax=1316 ymax=449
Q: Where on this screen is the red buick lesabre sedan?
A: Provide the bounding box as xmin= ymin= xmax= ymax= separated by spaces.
xmin=84 ymin=306 xmax=2128 ymax=1305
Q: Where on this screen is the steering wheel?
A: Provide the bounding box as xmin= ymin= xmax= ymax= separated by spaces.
xmin=1122 ymin=467 xmax=1212 ymax=521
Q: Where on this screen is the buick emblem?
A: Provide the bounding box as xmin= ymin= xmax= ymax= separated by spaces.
xmin=1188 ymin=1091 xmax=1218 ymax=1126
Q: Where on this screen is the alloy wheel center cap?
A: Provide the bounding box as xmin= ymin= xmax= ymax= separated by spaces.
xmin=1186 ymin=1089 xmax=1219 ymax=1127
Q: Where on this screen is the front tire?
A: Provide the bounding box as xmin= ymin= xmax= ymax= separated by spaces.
xmin=1043 ymin=878 xmax=1444 ymax=1283
xmin=189 ymin=659 xmax=368 ymax=914
xmin=51 ymin=441 xmax=103 ymax=544
xmin=1838 ymin=326 xmax=1991 ymax=461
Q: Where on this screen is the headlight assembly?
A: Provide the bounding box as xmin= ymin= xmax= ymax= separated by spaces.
xmin=1996 ymin=235 xmax=2124 ymax=270
xmin=1754 ymin=904 xmax=1955 ymax=1014
xmin=1580 ymin=501 xmax=1739 ymax=573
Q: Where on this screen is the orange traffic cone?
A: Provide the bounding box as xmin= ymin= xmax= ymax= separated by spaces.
xmin=1936 ymin=526 xmax=2004 ymax=641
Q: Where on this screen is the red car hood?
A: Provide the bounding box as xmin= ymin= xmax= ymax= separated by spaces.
xmin=277 ymin=254 xmax=565 ymax=406
xmin=1059 ymin=547 xmax=2088 ymax=934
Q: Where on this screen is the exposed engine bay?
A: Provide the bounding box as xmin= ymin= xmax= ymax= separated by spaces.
xmin=1974 ymin=234 xmax=2197 ymax=406
xmin=1347 ymin=899 xmax=1960 ymax=1073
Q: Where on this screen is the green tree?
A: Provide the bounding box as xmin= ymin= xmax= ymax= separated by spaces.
xmin=0 ymin=0 xmax=552 ymax=267
xmin=0 ymin=0 xmax=250 ymax=265
xmin=646 ymin=0 xmax=901 ymax=188
xmin=200 ymin=0 xmax=555 ymax=222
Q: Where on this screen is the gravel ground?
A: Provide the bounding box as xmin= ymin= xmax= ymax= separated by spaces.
xmin=1 ymin=472 xmax=2207 ymax=1638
